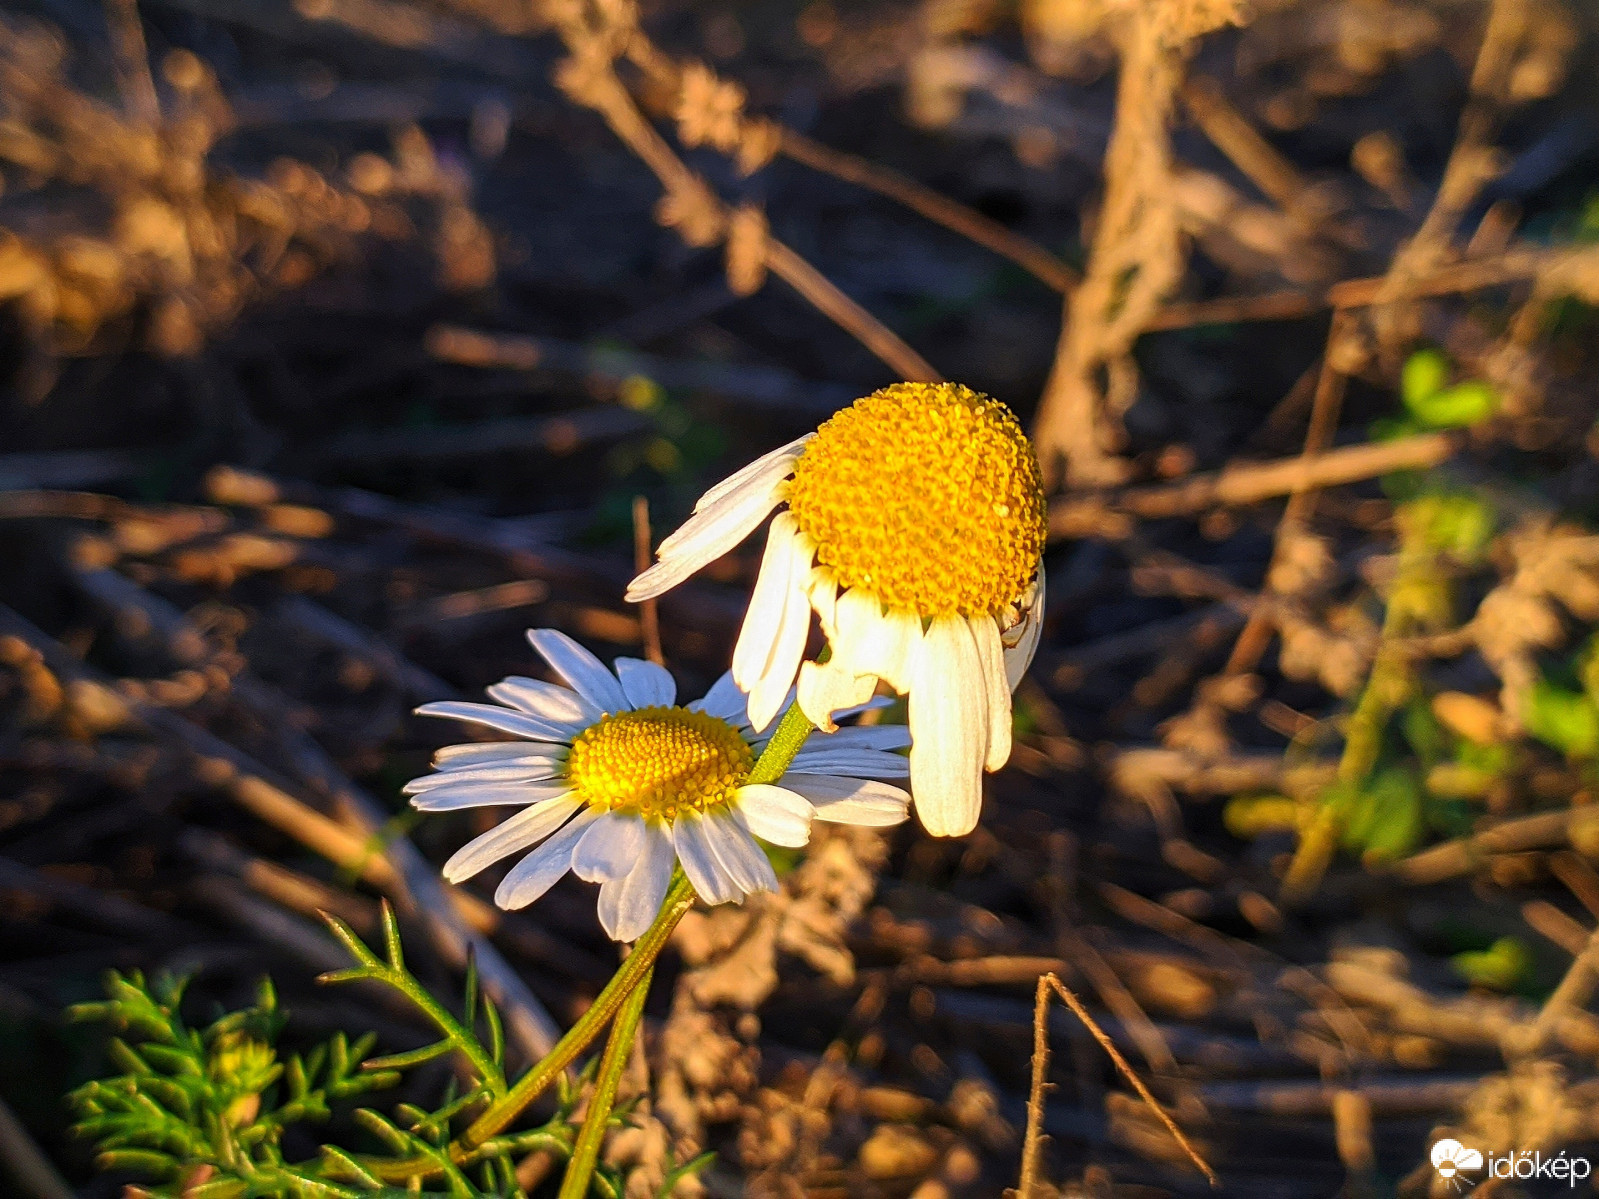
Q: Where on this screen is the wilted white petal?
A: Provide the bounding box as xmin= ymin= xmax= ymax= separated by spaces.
xmin=849 ymin=604 xmax=923 ymax=695
xmin=701 ymin=811 xmax=778 ymax=894
xmin=442 ymin=796 xmax=581 ymax=882
xmin=614 ymin=658 xmax=676 ymax=709
xmin=597 ymin=821 xmax=674 ymax=941
xmin=573 ymin=812 xmax=647 ymax=883
xmin=526 ymin=629 xmax=628 ymax=713
xmin=796 ymin=659 xmax=877 ymax=733
xmin=484 ymin=677 xmax=600 ymax=725
xmin=495 ymin=807 xmax=602 ymax=909
xmin=970 ymin=615 xmax=1012 ymax=772
xmin=908 ymin=616 xmax=987 ymax=836
xmin=733 ymin=515 xmax=814 ymax=732
xmin=415 ymin=701 xmax=571 ymax=743
xmin=626 ymin=471 xmax=789 ymax=602
xmin=692 ymin=434 xmax=811 ymax=513
xmin=1003 ymin=564 xmax=1046 ymax=692
xmin=671 ymin=811 xmax=741 ymax=904
xmin=809 ymin=569 xmax=840 ymax=641
xmin=734 ymin=784 xmax=814 ymax=847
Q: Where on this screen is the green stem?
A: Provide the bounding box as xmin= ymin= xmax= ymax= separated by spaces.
xmin=749 ymin=700 xmax=815 ymax=785
xmin=377 ymin=701 xmax=817 ymax=1183
xmin=556 ymin=965 xmax=652 ymax=1199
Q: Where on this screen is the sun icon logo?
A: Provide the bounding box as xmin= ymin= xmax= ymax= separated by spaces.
xmin=1431 ymin=1139 xmax=1484 ymax=1190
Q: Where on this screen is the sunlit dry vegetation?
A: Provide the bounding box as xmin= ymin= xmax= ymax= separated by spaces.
xmin=3 ymin=0 xmax=1599 ymax=1194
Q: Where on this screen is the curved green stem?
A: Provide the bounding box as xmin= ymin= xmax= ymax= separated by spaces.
xmin=556 ymin=965 xmax=652 ymax=1199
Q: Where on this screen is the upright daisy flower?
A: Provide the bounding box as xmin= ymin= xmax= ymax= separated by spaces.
xmin=627 ymin=382 xmax=1047 ymax=838
xmin=407 ymin=629 xmax=911 ymax=941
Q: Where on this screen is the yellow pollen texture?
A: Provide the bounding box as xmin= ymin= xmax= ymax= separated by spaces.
xmin=566 ymin=706 xmax=753 ymax=821
xmin=786 ymin=382 xmax=1047 ymax=618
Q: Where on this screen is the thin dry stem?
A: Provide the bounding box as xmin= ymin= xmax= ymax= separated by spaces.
xmin=780 ymin=128 xmax=1077 ymax=293
xmin=631 ymin=496 xmax=664 ymax=666
xmin=1040 ymin=972 xmax=1218 ymax=1187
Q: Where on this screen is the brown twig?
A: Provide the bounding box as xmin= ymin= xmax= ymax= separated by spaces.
xmin=1040 ymin=972 xmax=1218 ymax=1186
xmin=632 ymin=496 xmax=663 ymax=666
xmin=1015 ymin=975 xmax=1053 ymax=1199
xmin=761 ymin=237 xmax=941 ymax=382
xmin=1143 ymin=246 xmax=1576 ymax=333
xmin=1048 ymin=430 xmax=1462 ymax=539
xmin=1223 ymin=313 xmax=1356 ymax=677
xmin=779 ymin=128 xmax=1077 ymax=293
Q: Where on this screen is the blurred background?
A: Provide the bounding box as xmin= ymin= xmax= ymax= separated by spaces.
xmin=2 ymin=0 xmax=1599 ymax=1194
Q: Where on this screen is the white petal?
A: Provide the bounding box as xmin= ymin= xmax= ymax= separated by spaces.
xmin=781 ymin=773 xmax=911 ymax=825
xmin=796 ymin=659 xmax=878 ymax=733
xmin=693 ymin=434 xmax=811 ymax=513
xmin=526 ymin=629 xmax=628 ymax=714
xmin=790 ymin=747 xmax=910 ymax=778
xmin=971 ymin=615 xmax=1012 ymax=772
xmin=416 ymin=701 xmax=573 ymax=743
xmin=405 ymin=762 xmax=563 ymax=792
xmin=572 ymin=812 xmax=647 ymax=883
xmin=734 ymin=784 xmax=815 ymax=847
xmin=688 ymin=671 xmax=748 ymax=724
xmin=614 ymin=657 xmax=676 ymax=709
xmin=626 ymin=473 xmax=788 ymax=602
xmin=442 ymin=796 xmax=581 ymax=882
xmin=733 ymin=514 xmax=814 ymax=732
xmin=671 ymin=811 xmax=741 ymax=905
xmin=809 ymin=569 xmax=840 ymax=641
xmin=412 ymin=783 xmax=573 ymax=812
xmin=494 ymin=807 xmax=601 ymax=909
xmin=701 ymin=811 xmax=778 ymax=894
xmin=812 ymin=725 xmax=911 ymax=751
xmin=908 ymin=616 xmax=987 ymax=837
xmin=845 ymin=602 xmax=923 ymax=695
xmin=485 ymin=676 xmax=600 ymax=725
xmin=597 ymin=821 xmax=675 ymax=941
xmin=434 ymin=743 xmax=566 ymax=770
xmin=1003 ymin=565 xmax=1046 ymax=692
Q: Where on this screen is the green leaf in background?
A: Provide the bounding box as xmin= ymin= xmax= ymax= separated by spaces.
xmin=1400 ymin=491 xmax=1497 ymax=562
xmin=1399 ymin=347 xmax=1500 ymax=428
xmin=1451 ymin=936 xmax=1533 ymax=992
xmin=1523 ymin=676 xmax=1599 ymax=759
xmin=1401 ymin=347 xmax=1451 ymax=409
xmin=1412 ymin=381 xmax=1500 ymax=428
xmin=1400 ymin=697 xmax=1448 ymax=769
xmin=1339 ymin=767 xmax=1425 ymax=863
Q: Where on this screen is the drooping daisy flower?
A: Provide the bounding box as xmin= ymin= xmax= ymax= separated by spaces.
xmin=407 ymin=629 xmax=911 ymax=941
xmin=627 ymin=382 xmax=1047 ymax=838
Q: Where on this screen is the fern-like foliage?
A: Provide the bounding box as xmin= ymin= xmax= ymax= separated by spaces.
xmin=66 ymin=905 xmax=701 ymax=1197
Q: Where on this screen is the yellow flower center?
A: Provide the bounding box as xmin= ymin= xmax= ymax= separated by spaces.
xmin=566 ymin=706 xmax=753 ymax=820
xmin=786 ymin=382 xmax=1047 ymax=618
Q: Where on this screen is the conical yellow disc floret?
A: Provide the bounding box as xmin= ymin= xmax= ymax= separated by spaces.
xmin=786 ymin=382 xmax=1047 ymax=618
xmin=567 ymin=707 xmax=753 ymax=820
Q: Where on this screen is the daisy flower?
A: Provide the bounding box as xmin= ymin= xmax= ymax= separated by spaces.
xmin=627 ymin=382 xmax=1047 ymax=838
xmin=407 ymin=629 xmax=911 ymax=941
